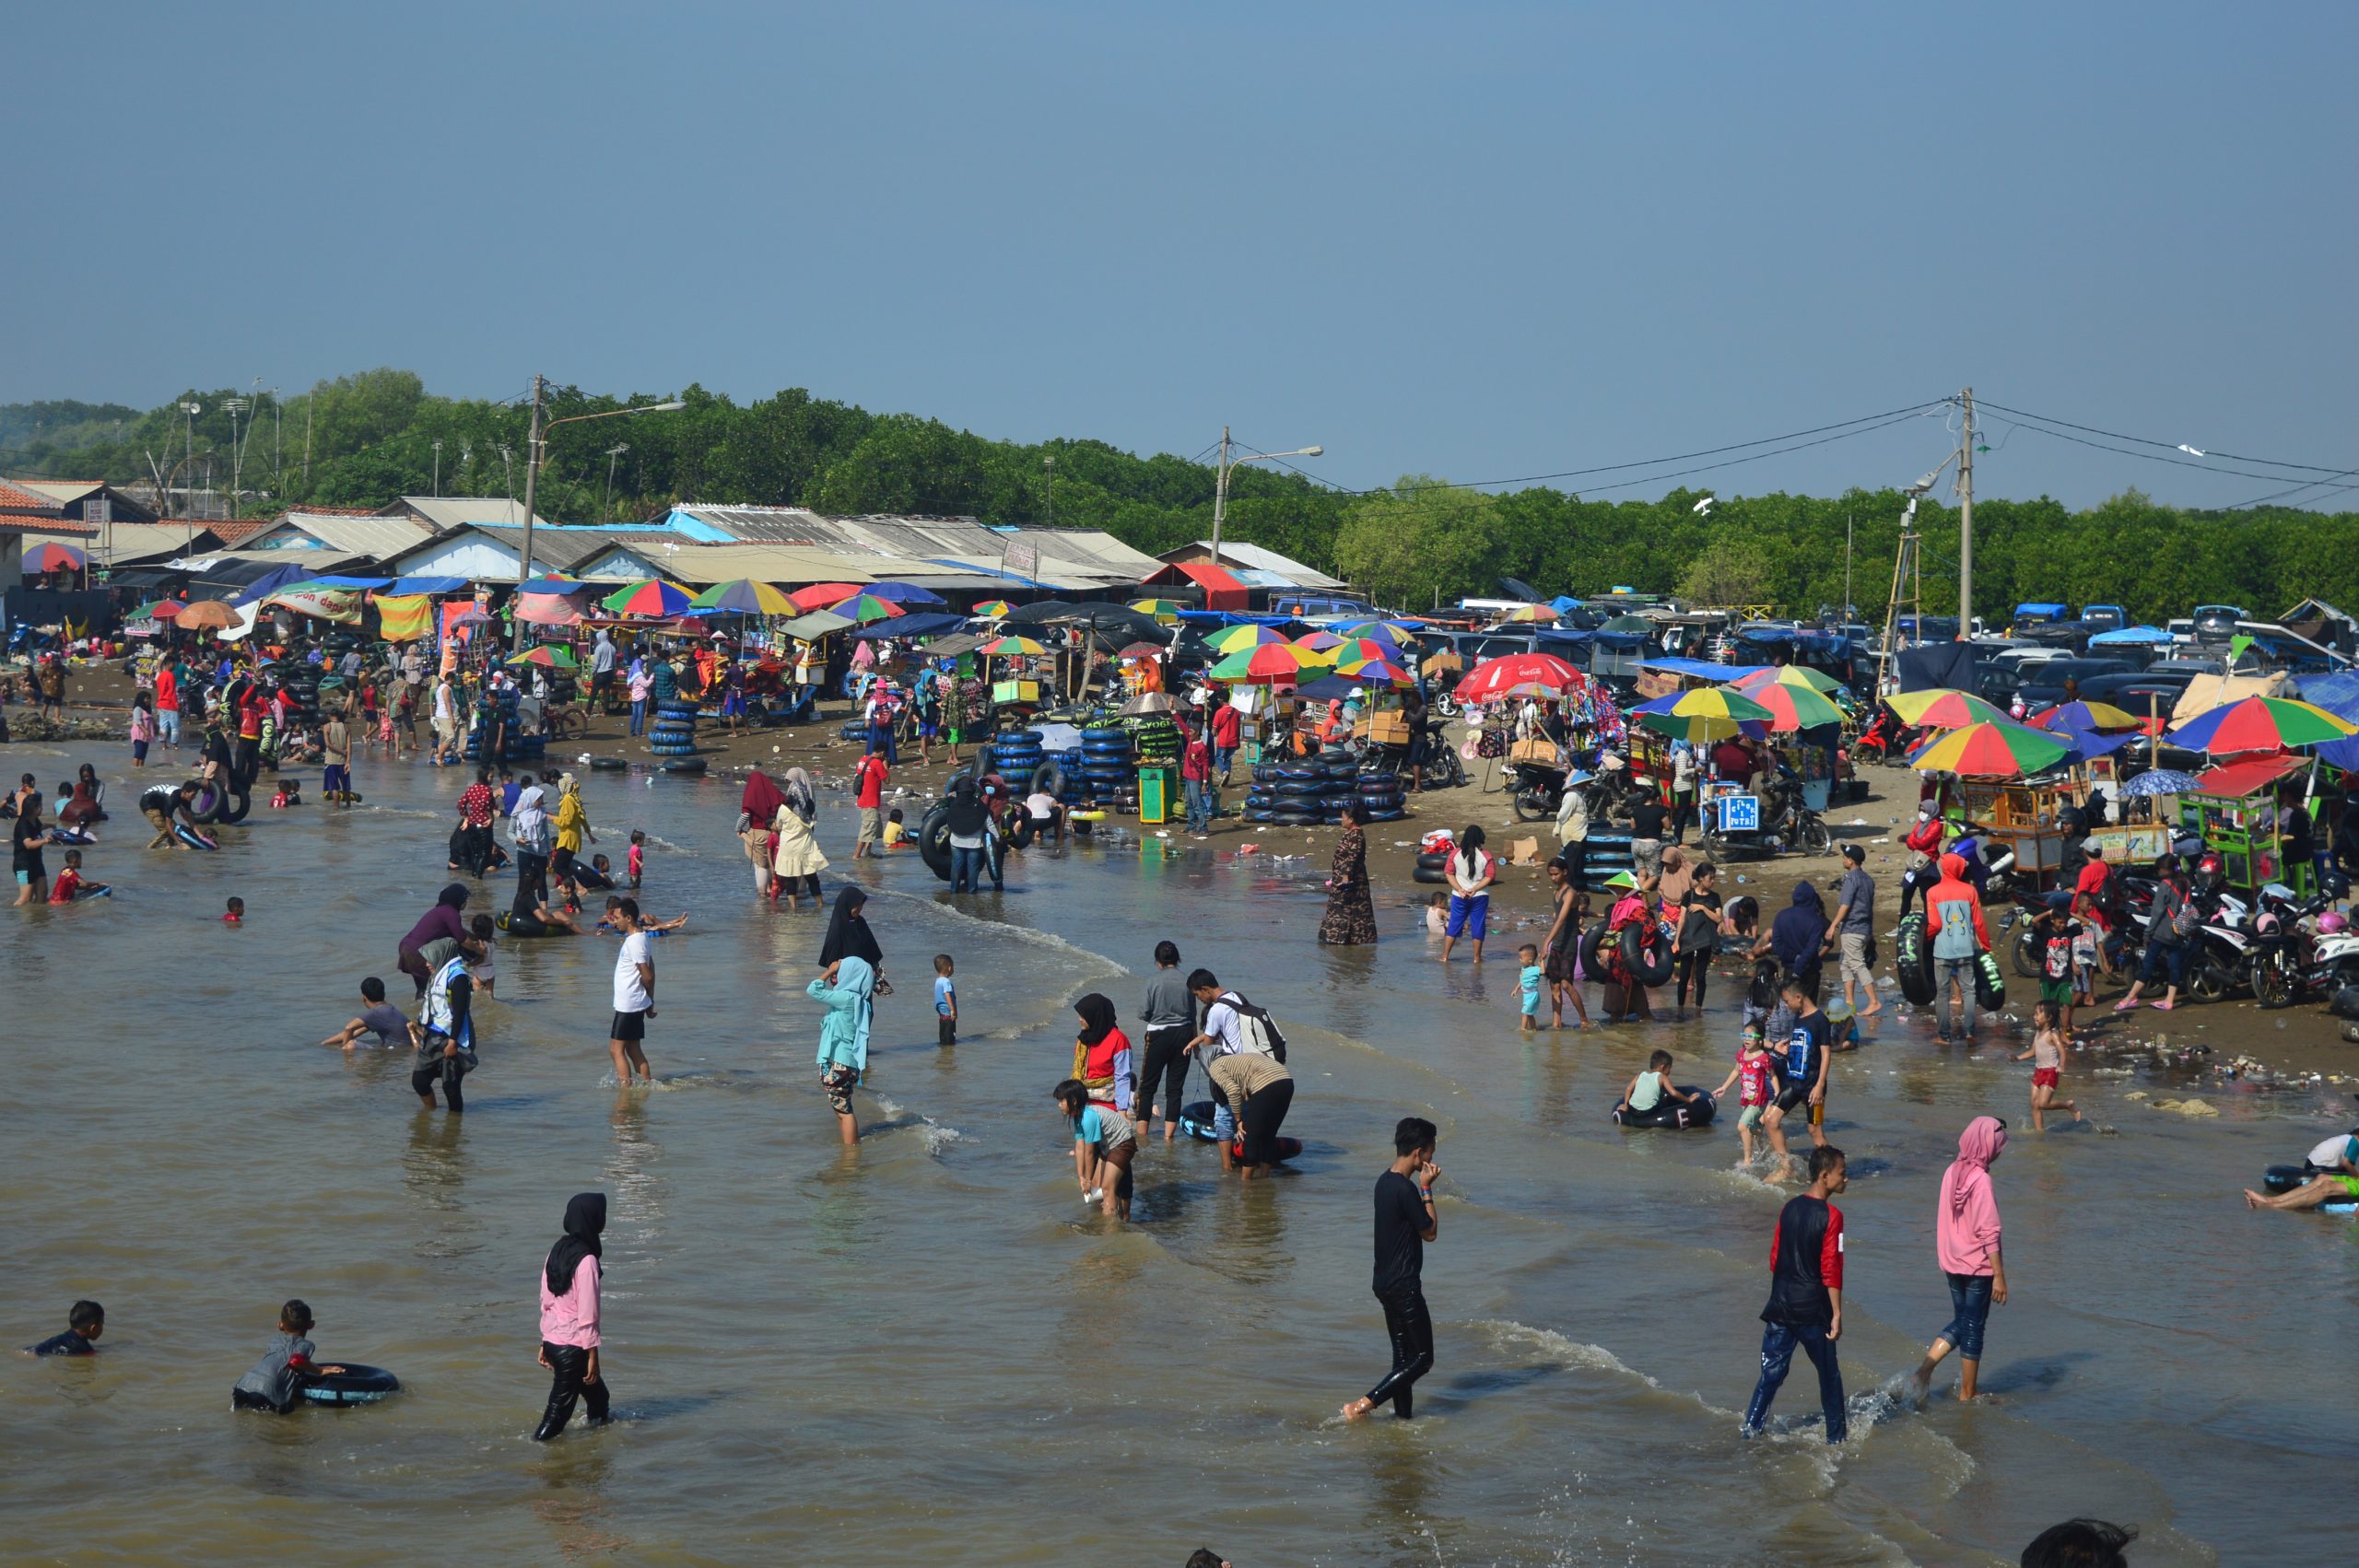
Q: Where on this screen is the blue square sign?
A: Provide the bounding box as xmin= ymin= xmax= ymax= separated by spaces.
xmin=1719 ymin=794 xmax=1760 ymax=833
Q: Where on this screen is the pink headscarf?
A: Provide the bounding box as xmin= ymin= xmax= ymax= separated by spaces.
xmin=1936 ymin=1116 xmax=2007 ymax=1276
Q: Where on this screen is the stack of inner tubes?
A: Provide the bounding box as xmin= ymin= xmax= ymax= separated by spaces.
xmin=1584 ymin=827 xmax=1634 ymax=879
xmin=1357 ymin=769 xmax=1407 ymax=822
xmin=1131 ymin=716 xmax=1182 ymax=768
xmin=1052 ymin=746 xmax=1087 ymax=804
xmin=1075 ymin=725 xmax=1136 ymax=809
xmin=647 ymin=698 xmax=698 ymax=758
xmin=278 ymin=667 xmax=322 ymax=744
xmin=988 ymin=730 xmax=1044 ymax=794
xmin=1243 ymin=762 xmax=1338 ymax=825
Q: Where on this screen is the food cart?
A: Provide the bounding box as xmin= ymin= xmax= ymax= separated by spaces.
xmin=2177 ymin=755 xmax=2314 ymax=895
xmin=1947 ymin=777 xmax=2083 ymax=895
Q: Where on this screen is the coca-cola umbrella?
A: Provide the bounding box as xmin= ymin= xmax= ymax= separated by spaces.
xmin=1455 ymin=651 xmax=1581 ymax=703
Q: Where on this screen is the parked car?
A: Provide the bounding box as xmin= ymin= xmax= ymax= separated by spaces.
xmin=2081 ymin=603 xmax=2130 ymax=632
xmin=1273 ymin=593 xmax=1378 ymax=620
xmin=1983 ymin=656 xmax=2135 ymax=707
xmin=2191 ymin=604 xmax=2248 ymax=643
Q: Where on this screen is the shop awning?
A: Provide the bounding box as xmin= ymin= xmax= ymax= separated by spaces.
xmin=1140 ymin=560 xmax=1249 ymax=612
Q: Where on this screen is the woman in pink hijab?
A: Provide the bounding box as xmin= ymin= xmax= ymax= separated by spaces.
xmin=1911 ymin=1115 xmax=2010 ymax=1401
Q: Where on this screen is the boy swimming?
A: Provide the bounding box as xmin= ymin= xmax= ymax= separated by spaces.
xmin=321 ymin=977 xmax=409 ymax=1049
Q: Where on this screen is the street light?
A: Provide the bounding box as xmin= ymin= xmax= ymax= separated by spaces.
xmin=1209 ymin=427 xmax=1324 ymax=568
xmin=511 ymin=379 xmax=686 ymax=646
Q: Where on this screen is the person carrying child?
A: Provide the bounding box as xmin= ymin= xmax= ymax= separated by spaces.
xmin=2032 ymin=893 xmax=2083 ymax=1040
xmin=231 ymin=1299 xmax=346 ymax=1412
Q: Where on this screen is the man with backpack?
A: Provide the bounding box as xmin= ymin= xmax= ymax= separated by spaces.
xmin=1181 ymin=968 xmax=1288 ymax=1063
xmin=2116 ymin=852 xmax=2194 ymax=1013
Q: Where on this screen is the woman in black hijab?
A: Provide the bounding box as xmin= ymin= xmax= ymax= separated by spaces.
xmin=1069 ymin=993 xmax=1134 ymax=1112
xmin=534 ymin=1192 xmax=610 ymax=1441
xmin=818 ymin=884 xmax=886 ymax=987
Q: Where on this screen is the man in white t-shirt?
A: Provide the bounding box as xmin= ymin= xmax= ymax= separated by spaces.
xmin=608 ymin=899 xmax=656 ymax=1086
xmin=1183 ymin=968 xmax=1270 ymax=1061
xmin=2245 ymin=1128 xmax=2359 ymax=1211
xmin=1025 ymin=788 xmax=1066 ymax=845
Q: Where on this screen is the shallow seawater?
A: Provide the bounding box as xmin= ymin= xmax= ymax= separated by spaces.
xmin=3 ymin=746 xmax=2351 ymax=1564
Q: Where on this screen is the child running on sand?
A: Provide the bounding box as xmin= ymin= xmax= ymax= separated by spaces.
xmin=1711 ymin=1027 xmax=1774 ymax=1167
xmin=1517 ymin=944 xmax=1543 ymax=1032
xmin=321 ymin=976 xmax=409 ymax=1049
xmin=2017 ymin=1000 xmax=2083 ymax=1130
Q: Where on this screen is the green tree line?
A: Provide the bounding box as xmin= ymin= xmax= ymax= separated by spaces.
xmin=7 ymin=370 xmax=2355 ymax=623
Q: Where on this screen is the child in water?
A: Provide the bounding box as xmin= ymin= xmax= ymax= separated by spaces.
xmin=129 ymin=694 xmax=154 ymax=768
xmin=2017 ymin=1000 xmax=2083 ymax=1130
xmin=322 ymin=977 xmax=409 ymax=1050
xmin=223 ymin=896 xmax=245 ymax=926
xmin=48 ymin=848 xmax=106 ymax=903
xmin=882 ymin=807 xmax=909 ymax=848
xmin=1711 ymin=1027 xmax=1774 ymax=1167
xmin=933 ymin=954 xmax=957 ymax=1045
xmin=1617 ymin=1048 xmax=1706 ymax=1120
xmin=24 ymin=1300 xmax=104 ymax=1356
xmin=231 ymin=1299 xmax=346 ymax=1412
xmin=1055 ymin=1076 xmax=1136 ymax=1220
xmin=627 ymin=829 xmax=645 ymax=887
xmin=269 ymin=778 xmax=302 ymax=809
xmin=1517 ymin=943 xmax=1543 ymax=1032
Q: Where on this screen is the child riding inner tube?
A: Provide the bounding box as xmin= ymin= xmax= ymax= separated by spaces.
xmin=1612 ymin=1087 xmax=1718 ymax=1129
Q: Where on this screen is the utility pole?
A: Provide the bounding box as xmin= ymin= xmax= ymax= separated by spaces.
xmin=1956 ymin=386 xmax=1975 ymax=636
xmin=1042 ymin=453 xmax=1055 ymax=528
xmin=432 ymin=439 xmax=443 ymax=497
xmin=1845 ymin=512 xmax=1853 ymax=620
xmin=604 ymin=442 xmax=628 ymax=522
xmin=301 ymin=394 xmax=313 ymax=485
xmin=513 ymin=373 xmax=546 ymax=649
xmin=1209 ymin=426 xmax=1231 ymax=567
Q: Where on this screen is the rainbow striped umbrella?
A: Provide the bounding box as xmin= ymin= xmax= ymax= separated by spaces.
xmin=1886 ymin=688 xmax=2003 ymax=729
xmin=972 ymin=599 xmax=1014 ymax=619
xmin=1328 ymin=638 xmax=1404 ymax=669
xmin=2025 ymin=699 xmax=2141 ymax=733
xmin=1908 ymin=719 xmax=2073 ymax=778
xmin=1729 ymin=680 xmax=1843 ymax=732
xmin=1340 ymin=621 xmax=1414 ymax=644
xmin=1733 ymin=664 xmax=1845 ymax=697
xmin=1293 ymin=630 xmax=1346 ymax=651
xmin=2165 ymin=696 xmax=2357 ymax=755
xmin=601 ymin=579 xmax=697 ymax=617
xmin=1210 ymin=642 xmax=1333 ymax=684
xmin=1634 ymin=686 xmax=1774 ymax=743
xmin=1333 ymin=653 xmax=1414 ymax=686
xmin=836 ymin=593 xmax=905 ymax=625
xmin=980 ymin=635 xmax=1046 ymax=656
xmin=1208 ymin=624 xmax=1287 ymax=655
xmin=690 ymin=579 xmax=799 ymax=615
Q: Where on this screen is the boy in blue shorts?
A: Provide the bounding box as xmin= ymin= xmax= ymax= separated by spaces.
xmin=1517 ymin=943 xmax=1543 ymax=1032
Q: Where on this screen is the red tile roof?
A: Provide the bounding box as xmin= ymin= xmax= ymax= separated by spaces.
xmin=207 ymin=519 xmax=276 ymax=544
xmin=1 ymin=518 xmax=98 ymax=535
xmin=0 ymin=480 xmax=64 ymax=512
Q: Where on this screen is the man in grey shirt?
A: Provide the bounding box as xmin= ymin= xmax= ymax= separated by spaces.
xmin=1135 ymin=940 xmax=1198 ymax=1141
xmin=1822 ymin=843 xmax=1882 ymax=1018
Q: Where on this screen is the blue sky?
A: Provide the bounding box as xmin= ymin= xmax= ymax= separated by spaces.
xmin=9 ymin=3 xmax=2353 ymax=509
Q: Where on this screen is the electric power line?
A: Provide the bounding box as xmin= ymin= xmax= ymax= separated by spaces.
xmin=1969 ymin=397 xmax=2355 ymax=475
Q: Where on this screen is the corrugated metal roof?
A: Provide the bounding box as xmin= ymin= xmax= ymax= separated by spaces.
xmin=247 ymin=511 xmax=439 ymax=561
xmin=389 ymin=496 xmax=559 ymax=532
xmin=620 ymin=543 xmax=885 ymax=588
xmin=1167 ymin=539 xmax=1344 ymax=590
xmin=664 ymin=505 xmax=1158 ymax=587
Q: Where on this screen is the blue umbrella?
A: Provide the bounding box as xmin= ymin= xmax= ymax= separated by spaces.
xmin=2119 ymin=769 xmax=2200 ymax=797
xmin=860 ymin=580 xmax=947 ymax=606
xmin=2060 ymin=728 xmax=2142 ymax=763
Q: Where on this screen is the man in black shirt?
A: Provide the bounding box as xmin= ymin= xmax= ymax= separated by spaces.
xmin=1344 ymin=1117 xmax=1441 ymax=1421
xmin=26 ymin=1300 xmax=104 ymax=1355
xmin=1628 ymin=790 xmax=1669 ymax=881
xmin=142 ymin=780 xmax=204 ymax=848
xmin=1743 ymin=1144 xmax=1849 ymax=1444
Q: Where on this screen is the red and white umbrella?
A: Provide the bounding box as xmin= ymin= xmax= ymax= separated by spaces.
xmin=1454 ymin=652 xmax=1581 ymax=703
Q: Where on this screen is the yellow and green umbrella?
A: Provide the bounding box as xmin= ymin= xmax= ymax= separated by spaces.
xmin=1208 ymin=624 xmax=1286 ymax=655
xmin=1129 ymin=597 xmax=1184 ymax=623
xmin=1733 ymin=664 xmax=1845 ymax=698
xmin=691 ymin=579 xmax=798 ymax=615
xmin=1334 ymin=652 xmax=1414 ymax=686
xmin=1210 ymin=642 xmax=1332 ymax=684
xmin=972 ymin=599 xmax=1014 ymax=619
xmin=1632 ymin=686 xmax=1773 ymax=743
xmin=507 ymin=645 xmax=580 ymax=670
xmin=2165 ymin=695 xmax=2358 ymax=754
xmin=836 ymin=592 xmax=905 ymax=625
xmin=1908 ymin=719 xmax=2074 ymax=778
xmin=980 ymin=635 xmax=1046 ymax=657
xmin=1886 ymin=687 xmax=2003 ymax=729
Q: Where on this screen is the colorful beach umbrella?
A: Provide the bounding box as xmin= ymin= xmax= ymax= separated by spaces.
xmin=861 ymin=580 xmax=946 ymax=605
xmin=1208 ymin=624 xmax=1287 ymax=655
xmin=1293 ymin=630 xmax=1346 ymax=651
xmin=134 ymin=598 xmax=183 ymax=620
xmin=1130 ymin=598 xmax=1185 ymax=623
xmin=1210 ymin=642 xmax=1333 ymax=684
xmin=980 ymin=635 xmax=1046 ymax=657
xmin=1634 ymin=686 xmax=1775 ymax=743
xmin=1908 ymin=719 xmax=2073 ymax=778
xmin=1333 ymin=654 xmax=1414 ymax=687
xmin=1496 ymin=604 xmax=1555 ymax=623
xmin=972 ymin=599 xmax=1014 ymax=619
xmin=1341 ymin=621 xmax=1414 ymax=643
xmin=22 ymin=542 xmax=86 ymax=571
xmin=1114 ymin=640 xmax=1168 ymax=659
xmin=790 ymin=582 xmax=867 ymax=612
xmin=1327 ymin=638 xmax=1403 ymax=669
xmin=2164 ymin=696 xmax=2357 ymax=755
xmin=1730 ymin=680 xmax=1844 ymax=731
xmin=602 ymin=579 xmax=696 ymax=617
xmin=1885 ymin=688 xmax=2004 ymax=729
xmin=2025 ymin=700 xmax=2140 ymax=734
xmin=834 ymin=593 xmax=905 ymax=625
xmin=1456 ymin=652 xmax=1581 ymax=702
xmin=507 ymin=645 xmax=580 ymax=670
xmin=691 ymin=579 xmax=799 ymax=615
xmin=1734 ymin=664 xmax=1845 ymax=697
